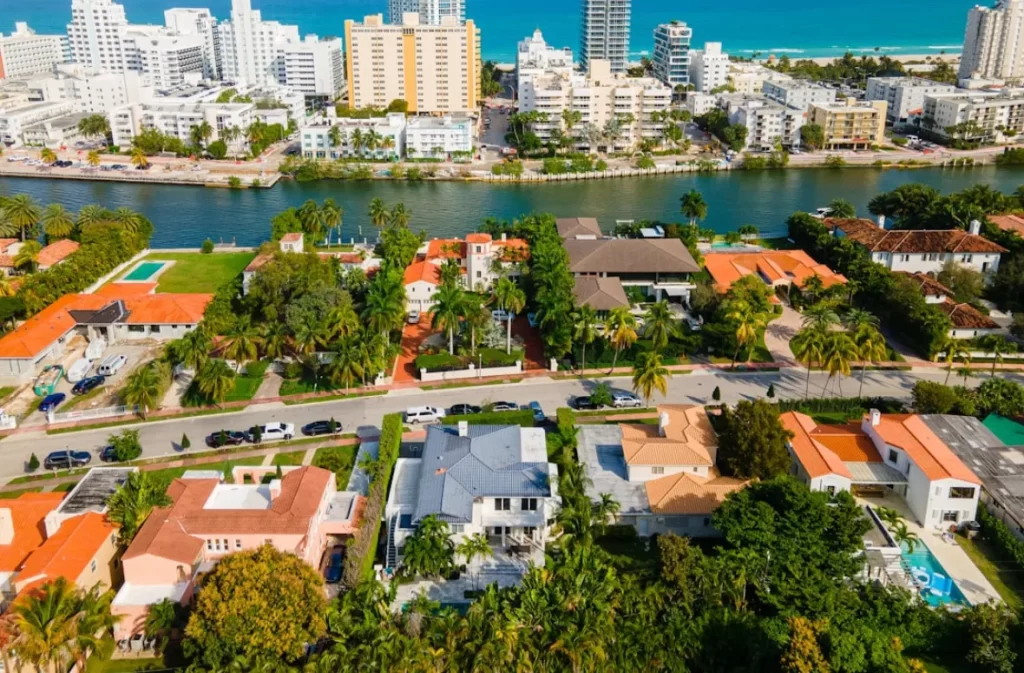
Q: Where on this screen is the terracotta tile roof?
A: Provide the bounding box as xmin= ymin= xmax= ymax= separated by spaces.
xmin=244 ymin=253 xmax=273 ymax=273
xmin=15 ymin=512 xmax=115 ymax=594
xmin=832 ymin=219 xmax=1006 ymax=254
xmin=895 ymin=271 xmax=952 ymax=298
xmin=0 ymin=493 xmax=66 ymax=573
xmin=564 ymin=238 xmax=701 ymax=274
xmin=989 ymin=214 xmax=1024 ymax=236
xmin=704 ymin=250 xmax=847 ymax=293
xmin=556 ymin=217 xmax=603 ymax=239
xmin=620 ymin=405 xmax=718 ymax=466
xmin=809 ymin=424 xmax=883 ymax=462
xmin=37 ymin=240 xmax=79 ymax=268
xmin=0 ymin=240 xmax=19 ymax=269
xmin=425 ymin=239 xmax=466 ymax=260
xmin=780 ymin=411 xmax=854 ymax=479
xmin=403 ymin=260 xmax=442 ymax=286
xmin=645 ymin=467 xmax=748 ymax=515
xmin=97 ymin=282 xmax=157 ymax=297
xmin=872 ymin=414 xmax=981 ymax=483
xmin=573 ymin=276 xmax=629 ymax=310
xmin=123 ymin=294 xmax=212 ymax=324
xmin=280 ymin=233 xmax=303 ymax=243
xmin=123 ymin=467 xmax=334 ymax=565
xmin=465 ymin=233 xmax=491 ymax=244
xmin=937 ymin=299 xmax=1001 ymax=330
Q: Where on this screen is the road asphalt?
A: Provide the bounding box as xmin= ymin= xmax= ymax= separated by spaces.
xmin=0 ymin=367 xmax=1002 ymax=482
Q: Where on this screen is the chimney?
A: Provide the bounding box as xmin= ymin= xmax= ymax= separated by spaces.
xmin=869 ymin=409 xmax=881 ymax=427
xmin=876 ymin=214 xmax=886 ymax=230
xmin=268 ymin=479 xmax=282 ymax=501
xmin=969 ymin=219 xmax=982 ymax=236
xmin=0 ymin=508 xmax=12 ymax=545
xmin=458 ymin=420 xmax=469 ymax=437
xmin=658 ymin=411 xmax=670 ymax=437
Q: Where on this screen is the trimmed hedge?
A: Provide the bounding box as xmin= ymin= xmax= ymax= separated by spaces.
xmin=447 ymin=409 xmax=535 ymax=428
xmin=776 ymin=397 xmax=906 ymax=414
xmin=979 ymin=503 xmax=1024 ymax=569
xmin=416 ymin=349 xmax=524 ymax=373
xmin=343 ymin=412 xmax=402 ymax=586
xmin=415 ymin=352 xmax=464 ymax=373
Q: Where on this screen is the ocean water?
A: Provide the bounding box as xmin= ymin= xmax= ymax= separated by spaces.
xmin=5 ymin=0 xmax=975 ymax=63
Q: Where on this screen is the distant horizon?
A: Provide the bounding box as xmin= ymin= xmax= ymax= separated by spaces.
xmin=6 ymin=0 xmax=975 ymax=63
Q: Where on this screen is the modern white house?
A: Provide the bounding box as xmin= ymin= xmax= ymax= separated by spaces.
xmin=782 ymin=410 xmax=982 ymax=529
xmin=300 ymin=113 xmax=407 ymax=160
xmin=406 ymin=116 xmax=473 ymax=158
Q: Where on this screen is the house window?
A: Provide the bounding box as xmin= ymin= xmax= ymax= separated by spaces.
xmin=521 ymin=498 xmax=538 ymax=511
xmin=235 ymin=539 xmax=242 ymax=549
xmin=495 ymin=498 xmax=511 ymax=511
xmin=887 ymin=449 xmax=899 ymax=464
xmin=524 ymin=526 xmax=537 ymax=538
xmin=942 ymin=511 xmax=960 ymax=523
xmin=900 ymin=254 xmax=910 ymax=262
xmin=450 ymin=524 xmax=465 ymax=534
xmin=651 ymin=466 xmax=665 ymax=475
xmin=206 ymin=539 xmax=213 ymax=551
xmin=128 ymin=325 xmax=145 ymax=333
xmin=950 ymin=487 xmax=976 ymax=499
xmin=91 ymin=560 xmax=97 ymax=572
xmin=703 ymin=518 xmax=711 ymax=527
xmin=826 ymin=486 xmax=836 ymax=496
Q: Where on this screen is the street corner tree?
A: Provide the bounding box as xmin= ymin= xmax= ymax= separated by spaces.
xmin=183 ymin=544 xmax=327 ymax=668
xmin=716 ymin=399 xmax=792 ymax=480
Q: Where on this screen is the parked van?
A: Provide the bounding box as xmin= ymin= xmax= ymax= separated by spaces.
xmin=97 ymin=354 xmax=128 ymax=376
xmin=66 ymin=359 xmax=92 ymax=383
xmin=405 ymin=406 xmax=446 ymax=424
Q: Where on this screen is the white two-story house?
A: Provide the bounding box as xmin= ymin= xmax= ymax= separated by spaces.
xmin=782 ymin=410 xmax=982 ymax=529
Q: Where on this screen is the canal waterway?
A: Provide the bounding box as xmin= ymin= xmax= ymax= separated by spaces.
xmin=2 ymin=167 xmax=1024 ymax=248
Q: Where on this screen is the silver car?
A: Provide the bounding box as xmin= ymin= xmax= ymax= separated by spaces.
xmin=612 ymin=392 xmax=643 ymax=408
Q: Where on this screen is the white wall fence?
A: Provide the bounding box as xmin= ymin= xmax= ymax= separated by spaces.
xmin=419 ymin=361 xmax=522 ymax=382
xmin=48 ymin=404 xmax=139 ymax=425
xmin=936 ymin=350 xmax=1024 ymax=360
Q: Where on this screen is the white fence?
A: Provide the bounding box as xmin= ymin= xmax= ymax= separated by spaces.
xmin=48 ymin=404 xmax=139 ymax=425
xmin=419 ymin=361 xmax=522 ymax=382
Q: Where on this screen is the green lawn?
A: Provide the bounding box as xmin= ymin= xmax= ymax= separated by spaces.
xmin=224 ymin=372 xmax=264 ymax=403
xmin=272 ymin=450 xmax=306 ymax=466
xmin=279 ymin=375 xmax=344 ymax=397
xmin=0 ymin=386 xmax=16 ymax=403
xmin=62 ymin=385 xmax=110 ymax=411
xmin=146 ymin=456 xmax=265 ymax=486
xmin=0 ymin=487 xmax=44 ymax=498
xmin=134 ymin=251 xmax=255 ymax=293
xmin=809 ymin=411 xmax=861 ymax=425
xmin=956 ymin=533 xmax=1024 ymax=611
xmin=313 ymin=444 xmax=358 ymax=488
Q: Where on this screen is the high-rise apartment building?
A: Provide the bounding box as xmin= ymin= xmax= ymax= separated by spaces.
xmin=164 ymin=8 xmax=221 ymax=79
xmin=388 ymin=0 xmax=465 ymax=25
xmin=652 ymin=21 xmax=691 ymax=88
xmin=688 ymin=42 xmax=728 ymax=93
xmin=280 ymin=36 xmax=344 ymax=106
xmin=516 ymin=29 xmax=573 ymax=89
xmin=67 ymin=0 xmax=130 ymax=72
xmin=580 ymin=0 xmax=631 ymax=74
xmin=959 ymin=0 xmax=1024 ymax=83
xmin=217 ymin=0 xmax=299 ymax=86
xmin=0 ymin=23 xmax=67 ymax=80
xmin=344 ymin=14 xmax=480 ymax=114
xmin=122 ymin=30 xmax=205 ymax=89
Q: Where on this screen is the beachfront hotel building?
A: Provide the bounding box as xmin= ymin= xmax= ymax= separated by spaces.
xmin=67 ymin=0 xmax=131 ymax=73
xmin=807 ymin=98 xmax=887 ymax=150
xmin=516 ymin=29 xmax=574 ymax=90
xmin=387 ymin=0 xmax=465 ymax=26
xmin=959 ymin=0 xmax=1024 ymax=84
xmin=164 ymin=8 xmax=221 ymax=79
xmin=687 ymin=42 xmax=729 ymax=93
xmin=652 ymin=21 xmax=691 ymax=88
xmin=0 ymin=23 xmax=67 ymax=81
xmin=343 ymin=14 xmax=480 ymax=115
xmin=217 ymin=0 xmax=299 ymax=86
xmin=580 ymin=0 xmax=631 ymax=74
xmin=121 ymin=28 xmax=206 ymax=90
xmin=864 ymin=77 xmax=959 ymax=125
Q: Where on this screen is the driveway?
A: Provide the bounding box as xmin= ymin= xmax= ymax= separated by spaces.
xmin=764 ymin=305 xmax=802 ymax=365
xmin=395 ymin=316 xmax=435 ymax=384
xmin=510 ymin=316 xmax=546 ymax=371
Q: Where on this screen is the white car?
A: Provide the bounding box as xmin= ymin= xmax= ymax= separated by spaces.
xmin=405 ymin=406 xmax=446 ymax=424
xmin=97 ymin=354 xmax=128 ymax=376
xmin=247 ymin=422 xmax=295 ymax=442
xmin=612 ymin=392 xmax=643 ymax=408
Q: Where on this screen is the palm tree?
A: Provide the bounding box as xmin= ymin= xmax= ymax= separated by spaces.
xmin=802 ymin=303 xmax=840 ymax=330
xmin=463 ymin=295 xmax=491 ymax=355
xmin=222 ymin=317 xmax=260 ymax=364
xmin=592 ymin=492 xmax=620 ymax=530
xmin=171 ymin=326 xmax=212 ymax=371
xmin=350 ymin=128 xmax=365 ymax=155
xmin=8 ymin=577 xmax=81 ymax=672
xmin=801 ymin=275 xmax=826 ymax=306
xmin=632 ymin=351 xmax=670 ymax=406
xmin=850 ymin=326 xmax=888 ymax=397
xmin=107 ymin=470 xmax=171 ymax=545
xmin=110 ymin=207 xmax=143 ymax=233
xmin=368 ymin=197 xmax=391 ymax=228
xmin=432 ymin=284 xmax=466 ymax=354
xmin=130 ymin=146 xmax=149 ymax=168
xmin=42 ymin=203 xmax=75 ymax=240
xmin=0 ymin=193 xmax=41 ymax=241
xmin=86 ymin=150 xmax=101 ymax=167
xmin=439 ymin=258 xmax=462 ymax=287
xmin=680 ymin=189 xmax=708 ymax=226
xmin=364 ymin=129 xmax=382 ymax=155
xmin=190 ymin=120 xmax=213 ymax=148
xmin=455 ymin=533 xmax=493 ymax=590
xmin=891 ymin=521 xmax=921 ymax=553
xmin=642 ymin=300 xmax=679 ymax=352
xmin=0 ymin=274 xmax=15 ymax=299
xmin=69 ymin=585 xmax=116 ymax=672
xmin=326 ymin=303 xmax=360 ymax=341
xmin=572 ymin=305 xmax=599 ymax=374
xmin=321 ymin=198 xmax=343 ymax=245
xmin=362 ymin=284 xmax=405 ymax=341
xmin=40 ymin=147 xmax=57 ymax=165
xmin=390 ymin=202 xmax=411 ymax=228
xmin=491 ymin=277 xmax=526 ymax=354
xmin=14 ymin=240 xmax=41 ymax=273
xmin=981 ymin=334 xmax=1016 ymax=376
xmin=76 ymin=204 xmax=108 ymax=229
xmin=822 ymin=331 xmax=858 ymax=397
xmin=604 ymin=306 xmax=638 ymax=372
xmin=936 ymin=337 xmax=971 ymax=385
xmin=196 ymin=358 xmax=236 ymax=406
xmin=725 ymin=300 xmax=766 ymax=368
xmin=826 ymin=198 xmax=856 ymax=219
xmin=328 ymin=337 xmax=364 ymax=393
xmin=380 ymin=135 xmax=396 ymax=157
xmin=327 ymin=124 xmax=344 ymax=149
xmin=260 ymin=322 xmax=290 ymax=361
xmin=792 ymin=326 xmax=828 ymax=398
xmin=121 ymin=362 xmax=166 ymax=418
xmin=143 ymin=599 xmax=179 ymax=654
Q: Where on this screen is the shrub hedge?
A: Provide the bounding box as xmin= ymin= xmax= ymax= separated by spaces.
xmin=979 ymin=503 xmax=1024 ymax=569
xmin=776 ymin=397 xmax=906 ymax=414
xmin=446 ymin=409 xmax=535 ymax=428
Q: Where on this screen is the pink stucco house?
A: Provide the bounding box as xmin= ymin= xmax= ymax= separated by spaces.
xmin=112 ymin=465 xmax=364 ymax=642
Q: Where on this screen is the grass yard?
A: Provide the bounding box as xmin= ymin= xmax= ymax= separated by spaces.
xmin=272 ymin=450 xmax=306 ymax=466
xmin=312 ymin=444 xmax=358 ymax=488
xmin=135 ymin=251 xmax=255 ymax=293
xmin=146 ymin=456 xmax=265 ymax=486
xmin=0 ymin=487 xmax=44 ymax=498
xmin=0 ymin=386 xmax=16 ymax=403
xmin=62 ymin=385 xmax=111 ymax=411
xmin=809 ymin=411 xmax=862 ymax=425
xmin=956 ymin=533 xmax=1024 ymax=611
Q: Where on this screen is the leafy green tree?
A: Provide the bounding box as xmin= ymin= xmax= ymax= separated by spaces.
xmin=716 ymin=399 xmax=793 ymax=480
xmin=912 ymin=380 xmax=958 ymax=414
xmin=590 ymin=381 xmax=613 ymax=408
xmin=402 ymin=515 xmax=455 ymax=578
xmin=183 ymin=544 xmax=327 ymax=668
xmin=780 ymin=617 xmax=831 ymax=673
xmin=108 ymin=429 xmax=143 ymax=461
xmin=826 ymin=198 xmax=856 ymax=219
xmin=143 ymin=598 xmax=183 ymax=654
xmin=27 ymin=453 xmax=39 ymax=471
xmin=977 ymin=377 xmax=1024 ymax=417
xmin=106 ymin=470 xmax=171 ymax=545
xmin=799 ymin=124 xmax=825 ymax=150
xmin=961 ymin=602 xmax=1017 ymax=673
xmin=181 ymin=433 xmax=191 ymax=450
xmin=712 ymin=385 xmax=721 ymax=401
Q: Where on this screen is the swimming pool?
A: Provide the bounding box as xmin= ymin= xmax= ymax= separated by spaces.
xmin=121 ymin=261 xmax=169 ymax=282
xmin=902 ymin=541 xmax=968 ymax=607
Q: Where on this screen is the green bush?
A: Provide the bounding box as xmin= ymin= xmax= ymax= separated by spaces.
xmin=892 ymin=137 xmax=908 ymax=147
xmin=27 ymin=453 xmax=39 ymax=472
xmin=447 ymin=409 xmax=534 ymax=428
xmin=979 ymin=503 xmax=1024 ymax=569
xmin=109 ymin=429 xmax=143 ymax=461
xmin=415 ymin=352 xmax=466 ymax=373
xmin=776 ymin=397 xmax=905 ymax=414
xmin=283 ymin=361 xmax=304 ymax=379
xmin=824 ymin=154 xmax=847 ymax=168
xmin=478 ymin=348 xmax=523 ymax=368
xmin=201 ymin=239 xmax=215 ymax=254
xmin=912 ymin=381 xmax=958 ymax=414
xmin=227 ymin=176 xmax=242 ymax=188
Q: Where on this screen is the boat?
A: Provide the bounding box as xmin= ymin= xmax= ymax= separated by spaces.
xmin=34 ymin=365 xmax=64 ymax=396
xmin=810 ymin=207 xmax=834 ymax=220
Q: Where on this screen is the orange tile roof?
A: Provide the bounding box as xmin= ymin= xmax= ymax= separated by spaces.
xmin=280 ymin=233 xmax=303 ymax=243
xmin=704 ymin=250 xmax=847 ymax=293
xmin=425 ymin=239 xmax=466 ymax=260
xmin=403 ymin=260 xmax=442 ymax=286
xmin=0 ymin=240 xmax=19 ymax=269
xmin=645 ymin=467 xmax=748 ymax=515
xmin=0 ymin=493 xmax=66 ymax=573
xmin=244 ymin=253 xmax=273 ymax=273
xmin=37 ymin=240 xmax=79 ymax=268
xmin=780 ymin=411 xmax=853 ymax=479
xmin=465 ymin=233 xmax=491 ymax=244
xmin=0 ymin=294 xmax=108 ymax=359
xmin=123 ymin=294 xmax=212 ymax=324
xmin=871 ymin=414 xmax=981 ymax=483
xmin=832 ymin=220 xmax=1007 ymax=254
xmin=809 ymin=424 xmax=883 ymax=462
xmin=15 ymin=512 xmax=115 ymax=594
xmin=989 ymin=214 xmax=1024 ymax=237
xmin=96 ymin=282 xmax=157 ymax=297
xmin=620 ymin=405 xmax=717 ymax=466
xmin=937 ymin=299 xmax=1001 ymax=330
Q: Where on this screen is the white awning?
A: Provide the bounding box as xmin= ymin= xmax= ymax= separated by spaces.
xmin=660 ymin=286 xmax=689 ymax=297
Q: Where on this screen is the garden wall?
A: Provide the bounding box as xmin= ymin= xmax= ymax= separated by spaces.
xmin=419 ymin=361 xmax=522 ymax=382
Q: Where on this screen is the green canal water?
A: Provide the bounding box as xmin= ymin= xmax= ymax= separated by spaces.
xmin=2 ymin=167 xmax=1023 ymax=248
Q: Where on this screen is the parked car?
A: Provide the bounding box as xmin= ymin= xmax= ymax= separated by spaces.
xmin=302 ymin=420 xmax=342 ymax=436
xmin=44 ymin=450 xmax=91 ymax=470
xmin=99 ymin=445 xmax=118 ymax=462
xmin=206 ymin=430 xmax=246 ymax=448
xmin=66 ymin=358 xmax=93 ymax=383
xmin=572 ymin=395 xmax=600 ymax=410
xmin=72 ymin=375 xmax=105 ymax=396
xmin=324 ymin=546 xmax=344 ymax=584
xmin=491 ymin=401 xmax=518 ymax=412
xmin=449 ymin=403 xmax=481 ymax=416
xmin=246 ymin=422 xmax=295 ymax=442
xmin=491 ymin=309 xmax=512 ymax=322
xmin=38 ymin=393 xmax=66 ymax=413
xmin=97 ymin=353 xmax=128 ymax=376
xmin=612 ymin=392 xmax=643 ymax=408
xmin=528 ymin=401 xmax=545 ymax=422
xmin=407 ymin=309 xmax=421 ymax=324
xmin=405 ymin=405 xmax=446 ymax=424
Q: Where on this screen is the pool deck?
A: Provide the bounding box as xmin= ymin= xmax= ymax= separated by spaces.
xmin=858 ymin=495 xmax=1000 ymax=606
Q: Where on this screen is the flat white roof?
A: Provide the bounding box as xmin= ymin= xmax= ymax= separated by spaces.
xmin=113 ymin=582 xmax=188 ymax=606
xmin=204 ymin=484 xmax=272 ymax=510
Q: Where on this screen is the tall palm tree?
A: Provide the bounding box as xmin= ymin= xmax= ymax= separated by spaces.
xmin=328 ymin=337 xmax=364 ymax=393
xmin=143 ymin=599 xmax=179 ymax=655
xmin=725 ymin=300 xmax=766 ymax=368
xmin=463 ymin=295 xmax=491 ymax=355
xmin=222 ymin=317 xmax=260 ymax=364
xmin=8 ymin=577 xmax=81 ymax=672
xmin=439 ymin=258 xmax=462 ymax=288
xmin=107 ymin=470 xmax=171 ymax=545
xmin=76 ymin=204 xmax=108 ymax=229
xmin=632 ymin=351 xmax=670 ymax=407
xmin=130 ymin=146 xmax=149 ymax=168
xmin=981 ymin=334 xmax=1016 ymax=376
xmin=455 ymin=533 xmax=493 ymax=590
xmin=350 ymin=128 xmax=365 ymax=156
xmin=891 ymin=521 xmax=921 ymax=554
xmin=121 ymin=362 xmax=166 ymax=418
xmin=849 ymin=325 xmax=888 ymax=397
xmin=110 ymin=207 xmax=143 ymax=233
xmin=0 ymin=194 xmax=41 ymax=241
xmin=826 ymin=198 xmax=856 ymax=219
xmin=491 ymin=277 xmax=525 ymax=354
xmin=86 ymin=149 xmax=101 ymax=167
xmin=936 ymin=336 xmax=971 ymax=385
xmin=432 ymin=284 xmax=466 ymax=354
xmin=604 ymin=306 xmax=638 ymax=372
xmin=190 ymin=120 xmax=213 ymax=148
xmin=791 ymin=326 xmax=828 ymax=398
xmin=69 ymin=585 xmax=116 ymax=672
xmin=390 ymin=202 xmax=411 ymax=228
xmin=572 ymin=305 xmax=599 ymax=374
xmin=196 ymin=358 xmax=236 ymax=406
xmin=14 ymin=240 xmax=42 ymax=273
xmin=0 ymin=274 xmax=15 ymax=299
xmin=368 ymin=197 xmax=391 ymax=228
xmin=380 ymin=135 xmax=396 ymax=156
xmin=680 ymin=189 xmax=708 ymax=226
xmin=802 ymin=303 xmax=840 ymax=330
xmin=362 ymin=284 xmax=404 ymax=341
xmin=822 ymin=331 xmax=858 ymax=397
xmin=40 ymin=148 xmax=57 ymax=164
xmin=260 ymin=322 xmax=290 ymax=361
xmin=327 ymin=124 xmax=344 ymax=149
xmin=364 ymin=129 xmax=382 ymax=154
xmin=171 ymin=326 xmax=212 ymax=371
xmin=42 ymin=203 xmax=75 ymax=240
xmin=642 ymin=300 xmax=678 ymax=352
xmin=321 ymin=198 xmax=343 ymax=245
xmin=593 ymin=492 xmax=620 ymax=530
xmin=326 ymin=303 xmax=360 ymax=341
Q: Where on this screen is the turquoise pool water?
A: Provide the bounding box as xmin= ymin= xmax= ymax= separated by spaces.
xmin=122 ymin=261 xmax=166 ymax=282
xmin=902 ymin=541 xmax=968 ymax=607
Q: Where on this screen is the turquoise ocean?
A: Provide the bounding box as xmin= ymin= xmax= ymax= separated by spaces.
xmin=4 ymin=0 xmax=978 ymax=63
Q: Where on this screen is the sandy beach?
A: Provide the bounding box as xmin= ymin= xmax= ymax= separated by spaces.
xmin=760 ymin=52 xmax=960 ymax=66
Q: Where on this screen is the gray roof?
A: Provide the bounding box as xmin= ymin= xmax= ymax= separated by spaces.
xmin=57 ymin=467 xmax=135 ymax=515
xmin=563 ymin=238 xmax=701 ymax=274
xmin=845 ymin=461 xmax=907 ymax=484
xmin=573 ymin=276 xmax=629 ymax=311
xmin=557 ymin=217 xmax=603 ymax=239
xmin=414 ymin=425 xmax=551 ymax=524
xmin=576 ymin=425 xmax=650 ymax=514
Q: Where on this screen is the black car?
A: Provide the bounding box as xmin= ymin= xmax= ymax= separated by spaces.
xmin=44 ymin=450 xmax=92 ymax=470
xmin=206 ymin=430 xmax=246 ymax=448
xmin=449 ymin=404 xmax=481 ymax=416
xmin=99 ymin=445 xmax=118 ymax=462
xmin=324 ymin=546 xmax=344 ymax=584
xmin=491 ymin=401 xmax=518 ymax=412
xmin=573 ymin=396 xmax=600 ymax=410
xmin=302 ymin=420 xmax=342 ymax=436
xmin=72 ymin=375 xmax=105 ymax=396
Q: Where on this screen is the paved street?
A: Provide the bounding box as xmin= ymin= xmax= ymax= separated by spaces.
xmin=0 ymin=367 xmax=1000 ymax=481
